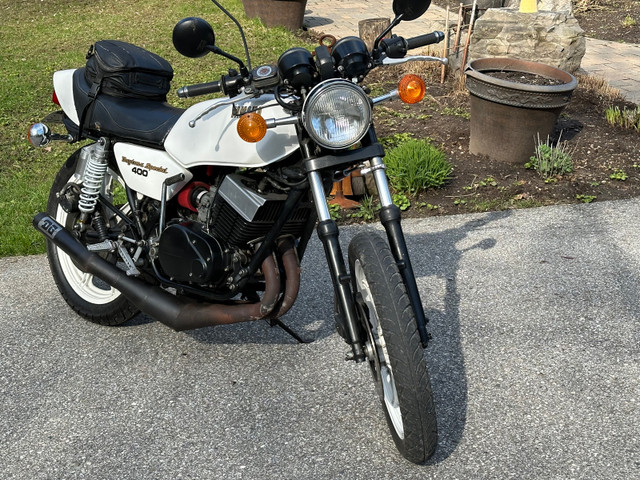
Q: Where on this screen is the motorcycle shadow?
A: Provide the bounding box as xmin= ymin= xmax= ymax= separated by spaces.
xmin=402 ymin=209 xmax=510 ymax=464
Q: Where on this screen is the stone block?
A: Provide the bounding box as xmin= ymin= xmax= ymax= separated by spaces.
xmin=468 ymin=8 xmax=585 ymax=73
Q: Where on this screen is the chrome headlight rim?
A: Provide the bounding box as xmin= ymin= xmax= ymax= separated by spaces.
xmin=302 ymin=79 xmax=372 ymax=150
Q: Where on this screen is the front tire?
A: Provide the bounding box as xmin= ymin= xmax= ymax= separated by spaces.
xmin=46 ymin=148 xmax=138 ymax=326
xmin=348 ymin=231 xmax=437 ymax=463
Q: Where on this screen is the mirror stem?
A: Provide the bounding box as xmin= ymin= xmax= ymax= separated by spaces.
xmin=372 ymin=14 xmax=404 ymax=58
xmin=208 ymin=46 xmax=250 ymax=77
xmin=210 ymin=0 xmax=252 ymax=70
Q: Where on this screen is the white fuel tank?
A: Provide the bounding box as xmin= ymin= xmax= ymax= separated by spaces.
xmin=164 ymin=95 xmax=299 ymax=168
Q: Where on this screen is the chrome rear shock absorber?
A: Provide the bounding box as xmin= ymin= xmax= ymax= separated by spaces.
xmin=74 ymin=138 xmax=110 ymax=232
xmin=78 ymin=138 xmax=109 ymax=217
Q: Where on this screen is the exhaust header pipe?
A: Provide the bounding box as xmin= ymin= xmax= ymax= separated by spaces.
xmin=33 ymin=213 xmax=288 ymax=330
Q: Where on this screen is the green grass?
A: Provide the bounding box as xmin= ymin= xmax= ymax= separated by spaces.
xmin=0 ymin=0 xmax=312 ymax=257
xmin=384 ymin=138 xmax=451 ymax=196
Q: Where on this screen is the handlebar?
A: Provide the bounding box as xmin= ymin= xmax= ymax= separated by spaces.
xmin=176 ymin=80 xmax=222 ymax=98
xmin=379 ymin=31 xmax=444 ymax=59
xmin=178 ymin=31 xmax=446 ymax=101
xmin=406 ymin=31 xmax=445 ymax=50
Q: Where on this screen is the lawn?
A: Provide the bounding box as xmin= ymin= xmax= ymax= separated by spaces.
xmin=0 ymin=0 xmax=310 ymax=257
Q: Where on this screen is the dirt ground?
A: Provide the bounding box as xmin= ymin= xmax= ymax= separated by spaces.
xmin=572 ymin=0 xmax=640 ymax=43
xmin=330 ymin=1 xmax=640 ymax=218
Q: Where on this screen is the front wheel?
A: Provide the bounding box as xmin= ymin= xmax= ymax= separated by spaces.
xmin=348 ymin=232 xmax=437 ymax=463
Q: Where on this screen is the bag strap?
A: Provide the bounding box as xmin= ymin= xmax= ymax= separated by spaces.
xmin=78 ymin=45 xmax=102 ymax=140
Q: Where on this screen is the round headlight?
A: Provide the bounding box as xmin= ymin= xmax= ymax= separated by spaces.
xmin=302 ymin=80 xmax=372 ymax=149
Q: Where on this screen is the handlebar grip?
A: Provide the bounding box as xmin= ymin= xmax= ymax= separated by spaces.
xmin=406 ymin=31 xmax=445 ymax=50
xmin=176 ymin=81 xmax=222 ymax=98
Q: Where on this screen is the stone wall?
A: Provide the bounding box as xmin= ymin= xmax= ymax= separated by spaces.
xmin=468 ymin=7 xmax=585 ymax=73
xmin=504 ymin=0 xmax=573 ymax=12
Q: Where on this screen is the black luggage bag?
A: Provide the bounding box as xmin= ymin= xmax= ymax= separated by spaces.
xmin=84 ymin=40 xmax=173 ymax=101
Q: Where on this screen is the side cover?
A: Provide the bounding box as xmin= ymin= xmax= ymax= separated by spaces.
xmin=113 ymin=143 xmax=192 ymax=201
xmin=164 ymin=95 xmax=299 ymax=168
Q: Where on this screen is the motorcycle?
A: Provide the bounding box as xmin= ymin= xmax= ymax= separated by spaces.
xmin=29 ymin=0 xmax=447 ymax=464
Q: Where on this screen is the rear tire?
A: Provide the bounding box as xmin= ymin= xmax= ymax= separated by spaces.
xmin=46 ymin=148 xmax=138 ymax=326
xmin=348 ymin=231 xmax=437 ymax=463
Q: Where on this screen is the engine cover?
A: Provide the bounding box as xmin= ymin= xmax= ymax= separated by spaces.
xmin=158 ymin=222 xmax=229 ymax=285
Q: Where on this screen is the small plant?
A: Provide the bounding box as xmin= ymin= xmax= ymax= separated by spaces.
xmin=348 ymin=195 xmax=379 ymax=221
xmin=385 ymin=138 xmax=452 ymax=196
xmin=573 ymin=0 xmax=605 ymax=14
xmin=478 ymin=176 xmax=497 ymax=187
xmin=576 ymin=194 xmax=596 ymax=203
xmin=392 ymin=193 xmax=411 ymax=211
xmin=464 ymin=176 xmax=498 ymax=191
xmin=605 ymin=105 xmax=640 ymax=132
xmin=610 ymin=169 xmax=628 ymax=181
xmin=524 ymin=134 xmax=573 ymax=179
xmin=416 ymin=202 xmax=439 ymax=211
xmin=328 ymin=202 xmax=342 ymax=221
xmin=576 ymin=74 xmax=623 ymax=104
xmin=453 ymin=198 xmax=467 ymax=206
xmin=440 ymin=107 xmax=471 ymax=119
xmin=379 ymin=132 xmax=415 ymax=150
xmin=622 ymin=14 xmax=637 ymax=27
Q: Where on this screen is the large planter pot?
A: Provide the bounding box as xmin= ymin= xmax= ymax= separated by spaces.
xmin=243 ymin=0 xmax=307 ymax=30
xmin=465 ymin=57 xmax=578 ymax=164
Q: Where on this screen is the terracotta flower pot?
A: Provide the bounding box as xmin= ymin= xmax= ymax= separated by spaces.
xmin=465 ymin=57 xmax=578 ymax=164
xmin=242 ymin=0 xmax=307 ymax=30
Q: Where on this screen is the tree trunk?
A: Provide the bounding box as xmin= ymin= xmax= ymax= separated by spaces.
xmin=358 ymin=18 xmax=391 ymax=51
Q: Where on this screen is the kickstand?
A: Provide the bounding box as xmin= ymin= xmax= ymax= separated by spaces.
xmin=267 ymin=318 xmax=312 ymax=344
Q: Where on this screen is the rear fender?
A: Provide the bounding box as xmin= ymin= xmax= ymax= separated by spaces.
xmin=53 ymin=69 xmax=80 ymax=125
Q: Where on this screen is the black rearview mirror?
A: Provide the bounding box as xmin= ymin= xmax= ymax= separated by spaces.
xmin=172 ymin=17 xmax=215 ymax=58
xmin=392 ymin=0 xmax=431 ymax=21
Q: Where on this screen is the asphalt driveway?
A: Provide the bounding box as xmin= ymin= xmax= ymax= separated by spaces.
xmin=1 ymin=199 xmax=638 ymax=479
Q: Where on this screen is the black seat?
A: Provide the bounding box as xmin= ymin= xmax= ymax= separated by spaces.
xmin=72 ymin=68 xmax=184 ymax=146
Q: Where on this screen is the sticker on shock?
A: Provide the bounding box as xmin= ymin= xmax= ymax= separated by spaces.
xmin=38 ymin=217 xmax=62 ymax=239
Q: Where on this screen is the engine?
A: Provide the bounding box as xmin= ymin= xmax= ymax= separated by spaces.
xmin=157 ymin=221 xmax=237 ymax=286
xmin=156 ymin=173 xmax=312 ymax=288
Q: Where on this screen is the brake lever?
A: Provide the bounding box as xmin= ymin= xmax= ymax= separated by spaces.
xmin=381 ymin=55 xmax=448 ymax=66
xmin=188 ymin=91 xmax=256 ymax=128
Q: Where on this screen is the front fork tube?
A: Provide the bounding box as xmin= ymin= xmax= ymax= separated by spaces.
xmin=370 ymin=156 xmax=430 ymax=347
xmin=309 ymin=171 xmax=366 ymax=362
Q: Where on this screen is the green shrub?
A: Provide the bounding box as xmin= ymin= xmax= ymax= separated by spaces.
xmin=605 ymin=105 xmax=640 ymax=132
xmin=525 ymin=136 xmax=573 ymax=179
xmin=385 ymin=139 xmax=451 ymax=195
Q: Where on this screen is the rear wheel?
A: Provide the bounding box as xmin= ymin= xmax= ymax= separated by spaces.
xmin=348 ymin=231 xmax=437 ymax=463
xmin=46 ymin=148 xmax=138 ymax=325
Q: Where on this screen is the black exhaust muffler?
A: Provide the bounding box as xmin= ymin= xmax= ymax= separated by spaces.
xmin=33 ymin=213 xmax=281 ymax=330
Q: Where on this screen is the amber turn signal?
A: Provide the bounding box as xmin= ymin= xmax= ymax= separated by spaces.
xmin=237 ymin=112 xmax=267 ymax=143
xmin=398 ymin=74 xmax=426 ymax=104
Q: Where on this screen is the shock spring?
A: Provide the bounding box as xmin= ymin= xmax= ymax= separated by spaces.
xmin=78 ymin=138 xmax=109 ymax=214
